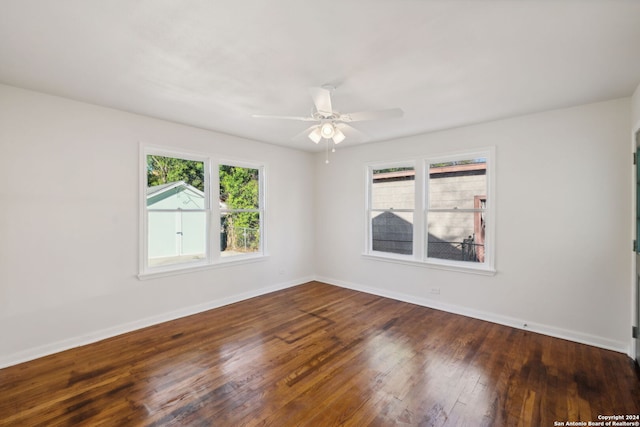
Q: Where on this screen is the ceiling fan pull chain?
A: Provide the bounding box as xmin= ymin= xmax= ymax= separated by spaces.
xmin=325 ymin=140 xmax=330 ymax=164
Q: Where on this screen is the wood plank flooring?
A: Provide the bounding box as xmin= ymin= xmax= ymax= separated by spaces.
xmin=1 ymin=281 xmax=639 ymax=426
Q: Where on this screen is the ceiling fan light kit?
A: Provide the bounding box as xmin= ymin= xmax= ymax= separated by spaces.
xmin=321 ymin=122 xmax=335 ymax=139
xmin=332 ymin=127 xmax=345 ymax=144
xmin=308 ymin=127 xmax=322 ymax=144
xmin=252 ymin=86 xmax=403 ymax=161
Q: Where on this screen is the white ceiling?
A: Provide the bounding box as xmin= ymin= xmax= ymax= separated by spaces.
xmin=1 ymin=0 xmax=639 ymax=152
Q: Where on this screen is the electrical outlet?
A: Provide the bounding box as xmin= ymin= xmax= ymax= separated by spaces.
xmin=430 ymin=288 xmax=440 ymax=295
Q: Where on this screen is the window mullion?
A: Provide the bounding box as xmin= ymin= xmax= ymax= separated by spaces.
xmin=147 ymin=209 xmax=208 ymax=213
xmin=220 ymin=209 xmax=260 ymax=213
xmin=427 ymin=208 xmax=486 ymax=213
xmin=370 ymin=209 xmax=414 ymax=213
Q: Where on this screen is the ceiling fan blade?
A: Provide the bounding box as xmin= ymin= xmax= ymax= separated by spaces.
xmin=339 ymin=108 xmax=404 ymax=122
xmin=252 ymin=114 xmax=316 ymax=122
xmin=309 ymin=87 xmax=333 ymax=115
xmin=336 ymin=123 xmax=369 ymax=142
xmin=292 ymin=125 xmax=320 ymax=141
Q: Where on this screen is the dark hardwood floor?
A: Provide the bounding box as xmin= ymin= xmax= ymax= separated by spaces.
xmin=1 ymin=281 xmax=639 ymax=426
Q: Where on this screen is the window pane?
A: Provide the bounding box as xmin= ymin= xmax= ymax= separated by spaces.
xmin=219 ymin=165 xmax=260 ymax=210
xmin=371 ymin=167 xmax=414 ymax=210
xmin=427 ymin=211 xmax=485 ymax=262
xmin=371 ymin=211 xmax=413 ymax=255
xmin=148 ymin=211 xmax=207 ymax=267
xmin=221 ymin=212 xmax=260 ymax=256
xmin=428 ymin=159 xmax=486 ymax=209
xmin=147 ymin=155 xmax=205 ymax=210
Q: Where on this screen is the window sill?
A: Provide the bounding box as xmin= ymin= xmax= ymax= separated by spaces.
xmin=138 ymin=254 xmax=269 ymax=280
xmin=362 ymin=253 xmax=496 ymax=276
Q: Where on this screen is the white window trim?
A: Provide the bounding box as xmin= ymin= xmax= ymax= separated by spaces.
xmin=139 ymin=145 xmax=266 ymax=279
xmin=364 ymin=147 xmax=496 ymax=275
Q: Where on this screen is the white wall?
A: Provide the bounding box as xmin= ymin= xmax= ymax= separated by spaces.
xmin=315 ymin=98 xmax=632 ymax=353
xmin=633 ymin=83 xmax=640 ymax=131
xmin=0 ymin=84 xmax=316 ymax=367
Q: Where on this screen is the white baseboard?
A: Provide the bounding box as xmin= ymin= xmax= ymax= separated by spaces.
xmin=0 ymin=276 xmax=314 ymax=369
xmin=316 ymin=275 xmax=629 ymax=355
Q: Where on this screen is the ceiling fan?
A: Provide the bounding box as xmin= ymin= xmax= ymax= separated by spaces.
xmin=252 ymin=85 xmax=403 ymax=146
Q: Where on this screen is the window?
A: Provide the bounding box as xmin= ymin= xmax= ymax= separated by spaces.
xmin=145 ymin=153 xmax=209 ymax=270
xmin=141 ymin=147 xmax=264 ymax=277
xmin=368 ymin=165 xmax=415 ymax=256
xmin=219 ymin=164 xmax=263 ymax=257
xmin=427 ymin=158 xmax=487 ymax=264
xmin=366 ymin=149 xmax=494 ymax=273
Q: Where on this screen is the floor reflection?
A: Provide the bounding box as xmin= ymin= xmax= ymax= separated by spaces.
xmin=362 ymin=327 xmax=492 ymax=425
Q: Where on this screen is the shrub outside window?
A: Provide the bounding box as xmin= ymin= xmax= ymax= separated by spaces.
xmin=219 ymin=164 xmax=262 ymax=257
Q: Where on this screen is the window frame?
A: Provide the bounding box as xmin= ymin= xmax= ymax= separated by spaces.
xmin=364 ymin=148 xmax=495 ymax=275
xmin=139 ymin=146 xmax=266 ymax=279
